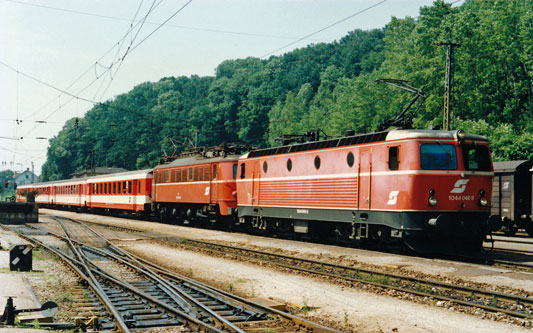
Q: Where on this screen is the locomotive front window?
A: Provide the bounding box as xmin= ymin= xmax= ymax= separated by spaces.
xmin=420 ymin=144 xmax=457 ymax=170
xmin=462 ymin=145 xmax=491 ymax=171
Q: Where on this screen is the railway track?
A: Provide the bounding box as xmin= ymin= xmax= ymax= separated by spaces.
xmin=8 ymin=218 xmax=335 ymax=332
xmin=52 ymin=217 xmax=533 ymax=322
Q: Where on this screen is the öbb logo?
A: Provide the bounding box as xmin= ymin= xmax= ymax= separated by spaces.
xmin=450 ymin=179 xmax=469 ymax=194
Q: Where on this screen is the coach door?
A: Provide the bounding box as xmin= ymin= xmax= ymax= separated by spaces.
xmin=359 ymin=149 xmax=372 ymax=210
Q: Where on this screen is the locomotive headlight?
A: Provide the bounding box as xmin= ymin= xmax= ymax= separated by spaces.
xmin=479 ymin=197 xmax=488 ymax=206
xmin=428 ymin=189 xmax=437 ymax=206
xmin=456 ymin=129 xmax=466 ymax=140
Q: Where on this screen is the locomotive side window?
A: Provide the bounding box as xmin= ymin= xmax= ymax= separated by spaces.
xmin=347 ymin=152 xmax=354 ymax=167
xmin=240 ymin=163 xmax=246 ymax=179
xmin=420 ymin=144 xmax=457 ymax=170
xmin=287 ymin=159 xmax=292 ymax=172
xmin=263 ymin=161 xmax=268 ymax=173
xmin=233 ymin=164 xmax=237 ymax=179
xmin=166 ymin=170 xmax=170 ymax=182
xmin=388 ymin=146 xmax=399 ymax=170
xmin=189 ymin=168 xmax=193 ymax=181
xmin=462 ymin=145 xmax=491 ymax=171
xmin=176 ymin=170 xmax=181 ymax=182
xmin=314 ymin=156 xmax=321 ymax=170
xmin=213 ymin=165 xmax=217 ymax=180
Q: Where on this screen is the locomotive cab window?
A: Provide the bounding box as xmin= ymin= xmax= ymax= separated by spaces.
xmin=240 ymin=163 xmax=246 ymax=179
xmin=462 ymin=145 xmax=491 ymax=171
xmin=213 ymin=165 xmax=217 ymax=180
xmin=233 ymin=164 xmax=238 ymax=179
xmin=420 ymin=144 xmax=457 ymax=170
xmin=388 ymin=146 xmax=399 ymax=170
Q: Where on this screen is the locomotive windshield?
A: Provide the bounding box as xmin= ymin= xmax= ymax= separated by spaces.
xmin=420 ymin=144 xmax=457 ymax=170
xmin=462 ymin=145 xmax=491 ymax=171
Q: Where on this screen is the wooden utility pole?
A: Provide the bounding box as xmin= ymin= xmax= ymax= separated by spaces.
xmin=435 ymin=42 xmax=460 ymax=130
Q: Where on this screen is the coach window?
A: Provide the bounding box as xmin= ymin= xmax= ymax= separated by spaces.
xmin=347 ymin=152 xmax=354 ymax=167
xmin=263 ymin=161 xmax=268 ymax=173
xmin=138 ymin=181 xmax=141 ymax=193
xmin=388 ymin=146 xmax=399 ymax=170
xmin=182 ymin=169 xmax=187 ymax=182
xmin=113 ymin=182 xmax=116 ymax=194
xmin=189 ymin=168 xmax=193 ymax=181
xmin=123 ymin=181 xmax=126 ymax=193
xmin=104 ymin=183 xmax=107 ymax=194
xmin=240 ymin=163 xmax=246 ymax=179
xmin=165 ymin=170 xmax=169 ymax=183
xmin=128 ymin=181 xmax=132 ymax=194
xmin=287 ymin=159 xmax=292 ymax=172
xmin=314 ymin=156 xmax=321 ymax=170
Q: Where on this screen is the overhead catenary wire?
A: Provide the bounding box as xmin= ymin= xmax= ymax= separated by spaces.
xmin=261 ymin=0 xmax=387 ymax=58
xmin=0 ymin=60 xmax=175 ymax=130
xmin=3 ymin=0 xmax=326 ymax=42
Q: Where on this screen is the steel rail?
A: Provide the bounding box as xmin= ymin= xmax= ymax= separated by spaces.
xmin=183 ymin=239 xmax=533 ymax=319
xmin=128 ymin=252 xmax=340 ymax=333
xmin=53 ymin=216 xmax=533 ymax=319
xmin=83 ymin=244 xmax=246 ymax=333
xmin=55 ymin=219 xmax=131 ymax=333
xmin=11 ymin=223 xmax=222 ymax=332
xmin=68 ymin=219 xmax=250 ymax=333
xmin=0 ymin=225 xmax=116 ymax=331
xmin=45 ymin=216 xmax=337 ymax=332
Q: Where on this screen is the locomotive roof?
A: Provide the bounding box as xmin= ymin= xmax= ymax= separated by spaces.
xmin=493 ymin=160 xmax=533 ymax=173
xmin=17 ymin=169 xmax=153 ymax=188
xmin=154 ymin=154 xmax=241 ymax=169
xmin=245 ymin=129 xmax=488 ymax=159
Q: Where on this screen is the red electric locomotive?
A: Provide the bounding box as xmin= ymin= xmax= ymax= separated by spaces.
xmin=236 ymin=129 xmax=495 ymax=252
xmin=152 ymin=147 xmax=242 ymax=227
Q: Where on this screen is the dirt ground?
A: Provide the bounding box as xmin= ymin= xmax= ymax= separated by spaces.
xmin=40 ymin=210 xmax=533 ymax=332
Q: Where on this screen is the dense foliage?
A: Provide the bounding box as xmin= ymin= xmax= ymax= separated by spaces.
xmin=41 ymin=0 xmax=532 ymax=181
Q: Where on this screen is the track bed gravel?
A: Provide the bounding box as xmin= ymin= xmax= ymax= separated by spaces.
xmin=41 ymin=210 xmax=533 ymax=332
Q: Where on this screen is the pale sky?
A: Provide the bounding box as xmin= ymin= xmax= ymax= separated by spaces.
xmin=0 ymin=0 xmax=462 ymax=175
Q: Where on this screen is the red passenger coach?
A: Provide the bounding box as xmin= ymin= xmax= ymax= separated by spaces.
xmin=152 ymin=151 xmax=240 ymax=227
xmin=87 ymin=170 xmax=152 ymax=213
xmin=237 ymin=129 xmax=495 ymax=252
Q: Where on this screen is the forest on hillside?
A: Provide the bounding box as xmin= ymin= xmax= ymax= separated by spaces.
xmin=41 ymin=0 xmax=533 ymax=181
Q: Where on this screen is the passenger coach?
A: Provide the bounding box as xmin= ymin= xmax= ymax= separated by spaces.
xmin=236 ymin=129 xmax=495 ymax=252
